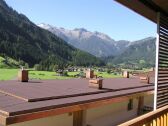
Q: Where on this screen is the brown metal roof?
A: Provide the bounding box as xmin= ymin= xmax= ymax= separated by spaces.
xmin=0 ymin=78 xmax=154 ymax=102
xmin=0 ymin=78 xmax=154 ymax=125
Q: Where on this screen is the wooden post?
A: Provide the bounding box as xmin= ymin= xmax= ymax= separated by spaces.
xmin=137 ymin=96 xmax=144 ymax=115
xmin=154 ymin=12 xmax=160 ymax=110
xmin=73 ymin=110 xmax=86 ymax=126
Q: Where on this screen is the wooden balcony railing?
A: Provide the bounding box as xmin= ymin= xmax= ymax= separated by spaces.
xmin=119 ymin=105 xmax=168 ymax=126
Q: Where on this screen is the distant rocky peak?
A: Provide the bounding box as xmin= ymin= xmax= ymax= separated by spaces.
xmin=73 ymin=28 xmax=88 ymax=32
xmin=38 ymin=23 xmax=52 ymax=29
xmin=38 ymin=23 xmax=155 ymax=58
xmin=94 ymin=31 xmax=114 ymax=41
xmin=131 ymin=37 xmax=156 ymax=45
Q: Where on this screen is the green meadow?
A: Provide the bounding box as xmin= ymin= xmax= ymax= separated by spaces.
xmin=0 ymin=69 xmax=18 ymax=81
xmin=0 ymin=69 xmax=122 ymax=81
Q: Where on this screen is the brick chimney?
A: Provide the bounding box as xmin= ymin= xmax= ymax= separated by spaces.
xmin=89 ymin=78 xmax=103 ymax=89
xmin=86 ymin=69 xmax=94 ymax=79
xmin=123 ymin=71 xmax=129 ymax=78
xmin=140 ymin=76 xmax=150 ymax=84
xmin=18 ymin=68 xmax=28 ymax=82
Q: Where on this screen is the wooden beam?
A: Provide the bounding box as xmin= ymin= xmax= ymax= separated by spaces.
xmin=115 ymin=0 xmax=157 ymax=23
xmin=73 ymin=110 xmax=86 ymax=126
xmin=137 ymin=96 xmax=144 ymax=115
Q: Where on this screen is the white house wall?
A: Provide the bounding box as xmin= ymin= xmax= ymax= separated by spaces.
xmin=8 ymin=113 xmax=73 ymax=126
xmin=86 ymin=94 xmax=153 ymax=126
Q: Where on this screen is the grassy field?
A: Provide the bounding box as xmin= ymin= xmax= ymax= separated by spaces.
xmin=0 ymin=69 xmax=122 ymax=81
xmin=29 ymin=70 xmax=74 ymax=80
xmin=0 ymin=69 xmax=18 ymax=80
xmin=95 ymin=72 xmax=122 ymax=78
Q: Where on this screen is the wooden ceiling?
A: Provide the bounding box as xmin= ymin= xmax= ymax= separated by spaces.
xmin=153 ymin=0 xmax=168 ymax=13
xmin=116 ymin=0 xmax=168 ymax=23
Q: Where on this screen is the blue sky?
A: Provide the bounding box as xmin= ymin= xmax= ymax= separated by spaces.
xmin=5 ymin=0 xmax=156 ymax=41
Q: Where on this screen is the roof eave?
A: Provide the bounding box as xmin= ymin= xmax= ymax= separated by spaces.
xmin=115 ymin=0 xmax=168 ymax=24
xmin=3 ymin=90 xmax=153 ymax=126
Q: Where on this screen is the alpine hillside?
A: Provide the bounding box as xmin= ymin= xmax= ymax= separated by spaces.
xmin=107 ymin=37 xmax=156 ymax=68
xmin=0 ymin=0 xmax=104 ymax=70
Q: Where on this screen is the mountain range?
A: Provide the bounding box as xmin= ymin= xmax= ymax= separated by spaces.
xmin=108 ymin=37 xmax=156 ymax=67
xmin=38 ymin=23 xmax=131 ymax=57
xmin=38 ymin=24 xmax=156 ymax=67
xmin=0 ymin=0 xmax=104 ymax=70
xmin=0 ymin=0 xmax=156 ymax=70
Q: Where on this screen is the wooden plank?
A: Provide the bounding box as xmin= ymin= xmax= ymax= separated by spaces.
xmin=159 ymin=62 xmax=168 ymax=66
xmin=158 ymin=80 xmax=168 ymax=84
xmin=160 ymin=31 xmax=168 ymax=38
xmin=153 ymin=119 xmax=156 ymax=126
xmin=157 ymin=88 xmax=168 ymax=93
xmin=157 ymin=103 xmax=168 ymax=109
xmin=157 ymin=95 xmax=168 ymax=100
xmin=159 ymin=49 xmax=168 ymax=54
xmin=160 ymin=34 xmax=168 ymax=40
xmin=158 ymin=83 xmax=168 ymax=88
xmin=158 ymin=70 xmax=168 ymax=74
xmin=160 ymin=37 xmax=168 ymax=43
xmin=160 ymin=30 xmax=168 ymax=37
xmin=159 ymin=42 xmax=168 ymax=49
xmin=160 ymin=27 xmax=168 ymax=33
xmin=161 ymin=115 xmax=164 ymax=126
xmin=159 ymin=64 xmax=168 ymax=67
xmin=157 ymin=117 xmax=160 ymax=126
xmin=119 ymin=105 xmax=168 ymax=126
xmin=157 ymin=99 xmax=168 ymax=106
xmin=160 ymin=38 xmax=168 ymax=43
xmin=160 ymin=36 xmax=168 ymax=44
xmin=163 ymin=114 xmax=166 ymax=126
xmin=159 ymin=46 xmax=168 ymax=52
xmin=167 ymin=113 xmax=168 ymax=126
xmin=158 ymin=87 xmax=168 ymax=92
xmin=159 ymin=68 xmax=168 ymax=71
xmin=160 ymin=44 xmax=168 ymax=51
xmin=159 ymin=55 xmax=168 ymax=61
xmin=157 ymin=14 xmax=168 ymax=108
xmin=157 ymin=92 xmax=168 ymax=99
xmin=160 ymin=22 xmax=168 ymax=30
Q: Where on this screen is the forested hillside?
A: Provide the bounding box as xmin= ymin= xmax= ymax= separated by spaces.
xmin=0 ymin=0 xmax=104 ymax=70
xmin=107 ymin=37 xmax=156 ymax=68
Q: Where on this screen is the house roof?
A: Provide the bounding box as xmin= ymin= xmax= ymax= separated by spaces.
xmin=116 ymin=0 xmax=168 ymax=23
xmin=0 ymin=78 xmax=154 ymax=125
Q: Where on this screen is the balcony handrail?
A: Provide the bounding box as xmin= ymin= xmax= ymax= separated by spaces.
xmin=119 ymin=105 xmax=168 ymax=126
